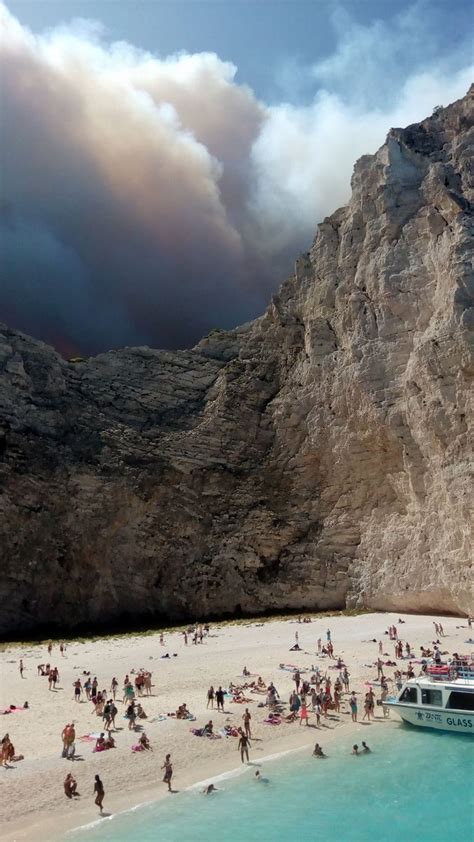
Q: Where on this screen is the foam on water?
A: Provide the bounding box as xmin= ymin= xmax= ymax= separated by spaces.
xmin=70 ymin=725 xmax=473 ymax=842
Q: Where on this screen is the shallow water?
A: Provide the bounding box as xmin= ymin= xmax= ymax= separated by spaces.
xmin=72 ymin=724 xmax=473 ymax=842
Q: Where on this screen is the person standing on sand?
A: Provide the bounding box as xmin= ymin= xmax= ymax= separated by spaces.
xmin=243 ymin=708 xmax=252 ymax=738
xmin=215 ymin=686 xmax=225 ymax=712
xmin=300 ymin=700 xmax=309 ymax=726
xmin=317 ymin=638 xmax=322 ymax=654
xmin=47 ymin=640 xmax=52 ymax=656
xmin=350 ymin=693 xmax=358 ymax=722
xmin=110 ymin=677 xmax=118 ymax=700
xmin=19 ymin=659 xmax=24 ymax=678
xmin=378 ymin=641 xmax=383 ymax=655
xmin=162 ymin=754 xmax=173 ymax=791
xmin=207 ymin=686 xmax=215 ymax=709
xmin=93 ymin=774 xmax=105 ymax=813
xmin=61 ymin=723 xmax=75 ymax=759
xmin=238 ymin=731 xmax=251 ymax=763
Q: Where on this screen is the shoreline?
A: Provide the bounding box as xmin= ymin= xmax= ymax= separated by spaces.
xmin=4 ymin=724 xmax=357 ymax=841
xmin=1 ymin=611 xmax=470 ymax=842
xmin=7 ymin=718 xmax=399 ymax=842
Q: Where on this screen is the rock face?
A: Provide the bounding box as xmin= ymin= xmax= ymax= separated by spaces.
xmin=1 ymin=90 xmax=473 ymax=634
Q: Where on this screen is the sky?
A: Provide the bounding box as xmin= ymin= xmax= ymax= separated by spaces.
xmin=0 ymin=1 xmax=472 ymax=356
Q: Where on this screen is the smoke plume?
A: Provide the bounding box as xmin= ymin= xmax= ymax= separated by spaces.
xmin=0 ymin=3 xmax=472 ymax=353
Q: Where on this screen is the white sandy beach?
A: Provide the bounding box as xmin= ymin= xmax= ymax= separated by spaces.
xmin=0 ymin=612 xmax=470 ymax=842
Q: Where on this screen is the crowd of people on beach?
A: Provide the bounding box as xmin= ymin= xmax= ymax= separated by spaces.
xmin=3 ymin=615 xmax=473 ymax=820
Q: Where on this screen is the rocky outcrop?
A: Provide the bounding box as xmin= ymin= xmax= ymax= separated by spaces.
xmin=1 ymin=89 xmax=473 ymax=634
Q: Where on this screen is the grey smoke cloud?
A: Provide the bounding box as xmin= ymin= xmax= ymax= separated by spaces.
xmin=0 ymin=4 xmax=472 ymax=354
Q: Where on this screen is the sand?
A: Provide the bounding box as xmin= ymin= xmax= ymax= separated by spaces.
xmin=0 ymin=611 xmax=469 ymax=841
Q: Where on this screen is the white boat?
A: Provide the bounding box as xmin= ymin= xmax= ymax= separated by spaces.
xmin=386 ymin=663 xmax=474 ymax=733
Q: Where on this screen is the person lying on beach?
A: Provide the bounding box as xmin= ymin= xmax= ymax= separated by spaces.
xmin=2 ymin=704 xmax=27 ymax=714
xmin=313 ymin=743 xmax=326 ymax=757
xmin=64 ymin=773 xmax=79 ymax=798
xmin=221 ymin=725 xmax=240 ymax=737
xmin=264 ymin=713 xmax=282 ymax=725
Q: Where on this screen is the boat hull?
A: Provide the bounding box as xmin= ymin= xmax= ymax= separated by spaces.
xmin=388 ymin=703 xmax=473 ymax=733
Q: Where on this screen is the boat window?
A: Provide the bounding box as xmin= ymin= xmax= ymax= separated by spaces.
xmin=421 ymin=688 xmax=443 ymax=706
xmin=446 ymin=691 xmax=474 ymax=712
xmin=400 ymin=687 xmax=418 ymax=703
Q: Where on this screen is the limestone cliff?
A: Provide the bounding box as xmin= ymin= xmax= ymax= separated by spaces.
xmin=1 ymin=89 xmax=473 ymax=634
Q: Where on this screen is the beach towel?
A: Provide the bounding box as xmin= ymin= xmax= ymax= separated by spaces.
xmin=190 ymin=728 xmax=221 ymax=739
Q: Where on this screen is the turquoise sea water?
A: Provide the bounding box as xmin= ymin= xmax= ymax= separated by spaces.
xmin=73 ymin=725 xmax=473 ymax=842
